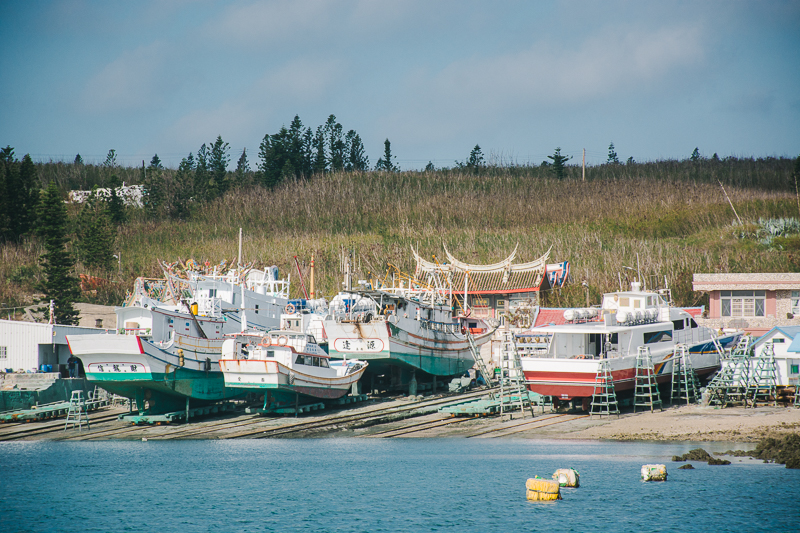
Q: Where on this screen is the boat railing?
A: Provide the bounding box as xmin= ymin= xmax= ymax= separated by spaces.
xmin=194 ymin=296 xmax=222 ymax=318
xmin=118 ymin=327 xmax=151 ymax=336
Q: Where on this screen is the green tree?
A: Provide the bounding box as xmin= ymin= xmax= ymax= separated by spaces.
xmin=104 ymin=149 xmax=117 ymax=168
xmin=607 ymin=142 xmax=619 ymax=164
xmin=105 ymin=174 xmax=125 ymax=224
xmin=16 ymin=154 xmax=38 ymax=238
xmin=75 ymin=187 xmax=115 ymax=273
xmin=312 ymin=125 xmax=327 ymax=174
xmin=626 ymin=156 xmax=635 ymax=165
xmin=170 ymin=155 xmax=195 ymax=219
xmin=149 ymin=154 xmax=163 ymax=169
xmin=143 ymin=156 xmax=166 ymax=217
xmin=690 ymin=147 xmax=701 ymax=161
xmin=425 ymin=161 xmax=435 ymax=172
xmin=36 ymin=181 xmax=80 ymax=324
xmin=547 ymin=147 xmax=571 ymax=179
xmin=209 ymin=135 xmax=230 ymax=194
xmin=467 ymin=145 xmax=485 ymax=169
xmin=235 ymin=147 xmax=250 ymax=184
xmin=375 ymin=139 xmax=397 ymax=171
xmin=326 ymin=115 xmax=346 ymax=172
xmin=345 ymin=130 xmax=369 ymax=171
xmin=195 ymin=144 xmax=211 ymax=199
xmin=74 ymin=154 xmax=83 ymax=165
xmin=0 ymin=150 xmax=10 ymax=240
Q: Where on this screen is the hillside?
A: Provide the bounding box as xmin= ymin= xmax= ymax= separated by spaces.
xmin=2 ymin=157 xmax=798 ymax=315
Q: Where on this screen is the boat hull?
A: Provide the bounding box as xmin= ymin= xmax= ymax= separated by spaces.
xmin=220 ymin=359 xmax=366 ymax=402
xmin=67 ymin=333 xmax=242 ymax=413
xmin=325 ymin=318 xmax=494 ymax=377
xmin=522 ymin=333 xmax=741 ymax=402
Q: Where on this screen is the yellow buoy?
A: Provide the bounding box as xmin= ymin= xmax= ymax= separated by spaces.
xmin=525 ymin=478 xmax=562 ymax=501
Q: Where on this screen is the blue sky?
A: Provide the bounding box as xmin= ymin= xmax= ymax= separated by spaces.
xmin=1 ymin=0 xmax=798 ymax=169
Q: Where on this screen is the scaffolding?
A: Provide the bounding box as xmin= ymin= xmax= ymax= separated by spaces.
xmin=670 ymin=345 xmax=701 ymax=405
xmin=747 ymin=343 xmax=777 ymax=407
xmin=634 ymin=347 xmax=663 ymax=412
xmin=707 ymin=348 xmax=752 ymax=407
xmin=64 ymin=390 xmax=90 ymax=432
xmin=497 ymin=330 xmax=535 ymax=419
xmin=590 ymin=360 xmax=619 ymax=418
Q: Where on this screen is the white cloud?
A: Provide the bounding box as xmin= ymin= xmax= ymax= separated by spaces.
xmin=81 ymin=41 xmax=173 ymax=113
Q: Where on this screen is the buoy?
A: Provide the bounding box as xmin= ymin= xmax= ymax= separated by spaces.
xmin=141 ymin=437 xmax=147 ymax=442
xmin=525 ymin=478 xmax=562 ymax=501
xmin=552 ymin=468 xmax=580 ymax=487
xmin=641 ymin=464 xmax=667 ymax=481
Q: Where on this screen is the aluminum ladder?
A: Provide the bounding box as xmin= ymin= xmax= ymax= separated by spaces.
xmin=747 ymin=343 xmax=777 ymax=407
xmin=465 ymin=330 xmax=493 ymax=388
xmin=670 ymin=345 xmax=700 ymax=405
xmin=64 ymin=390 xmax=90 ymax=431
xmin=707 ymin=351 xmax=751 ymax=407
xmin=498 ymin=330 xmax=534 ymax=419
xmin=590 ymin=360 xmax=619 ymax=418
xmin=634 ymin=347 xmax=663 ymax=412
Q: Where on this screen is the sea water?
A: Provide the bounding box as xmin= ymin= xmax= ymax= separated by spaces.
xmin=0 ymin=439 xmax=797 ymax=533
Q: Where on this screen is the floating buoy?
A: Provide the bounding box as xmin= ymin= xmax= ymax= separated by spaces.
xmin=552 ymin=468 xmax=580 ymax=487
xmin=641 ymin=464 xmax=667 ymax=481
xmin=525 ymin=478 xmax=562 ymax=501
xmin=141 ymin=437 xmax=147 ymax=442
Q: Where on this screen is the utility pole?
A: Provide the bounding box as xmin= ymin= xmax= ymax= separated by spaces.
xmin=582 ymin=149 xmax=586 ymax=181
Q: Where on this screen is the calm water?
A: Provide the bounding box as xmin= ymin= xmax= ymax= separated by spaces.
xmin=1 ymin=439 xmax=797 ymax=533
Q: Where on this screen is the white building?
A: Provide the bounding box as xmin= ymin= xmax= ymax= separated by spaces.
xmin=0 ymin=320 xmax=112 ymax=373
xmin=752 ymin=325 xmax=800 ymax=387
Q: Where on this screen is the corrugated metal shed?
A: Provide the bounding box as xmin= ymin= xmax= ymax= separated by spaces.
xmin=0 ymin=320 xmax=111 ymax=372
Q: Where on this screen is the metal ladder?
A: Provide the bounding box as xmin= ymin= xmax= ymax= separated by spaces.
xmin=590 ymin=360 xmax=619 ymax=418
xmin=498 ymin=330 xmax=534 ymax=419
xmin=64 ymin=390 xmax=90 ymax=431
xmin=634 ymin=347 xmax=663 ymax=412
xmin=466 ymin=330 xmax=493 ymax=388
xmin=670 ymin=345 xmax=700 ymax=405
xmin=747 ymin=343 xmax=777 ymax=407
xmin=707 ymin=351 xmax=751 ymax=407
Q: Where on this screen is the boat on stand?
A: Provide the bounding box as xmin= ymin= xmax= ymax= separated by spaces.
xmin=323 ymin=260 xmax=498 ymax=393
xmin=66 ymin=261 xmax=315 ymax=419
xmin=517 ymin=280 xmax=742 ymax=409
xmin=219 ymin=329 xmax=367 ymax=413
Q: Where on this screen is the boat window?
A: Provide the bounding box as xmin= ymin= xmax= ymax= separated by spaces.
xmin=633 ymin=299 xmax=642 ymax=309
xmin=619 ymin=297 xmax=629 ymax=306
xmin=267 ymin=350 xmax=275 ymax=358
xmin=295 ymin=355 xmax=306 ymax=365
xmin=690 ymin=319 xmax=698 ymax=328
xmin=308 ymin=335 xmax=317 ymax=344
xmin=320 ymin=358 xmax=329 ymax=368
xmin=647 ymin=296 xmax=655 ymax=306
xmin=673 ymin=320 xmax=684 ymax=331
xmin=644 ymin=330 xmax=673 ymax=344
xmin=312 ymin=357 xmax=320 ymax=367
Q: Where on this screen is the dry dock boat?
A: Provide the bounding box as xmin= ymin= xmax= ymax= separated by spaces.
xmin=219 ymin=330 xmax=367 ymax=407
xmin=518 ymin=281 xmax=742 ymax=405
xmin=65 ymin=262 xmax=318 ymax=415
xmin=323 ymin=288 xmax=497 ymax=390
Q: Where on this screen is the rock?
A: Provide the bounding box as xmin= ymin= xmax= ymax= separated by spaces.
xmin=671 ymin=455 xmax=686 ymax=462
xmin=674 ymin=448 xmax=712 ymax=462
xmin=708 ymin=457 xmax=731 ymax=465
xmin=678 ymin=464 xmax=694 ymax=470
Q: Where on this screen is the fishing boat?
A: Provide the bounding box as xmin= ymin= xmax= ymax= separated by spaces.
xmin=219 ymin=330 xmax=367 ymax=406
xmin=323 ymin=287 xmax=497 ymax=391
xmin=517 ymin=281 xmax=742 ymax=407
xmin=65 ymin=261 xmax=302 ymax=415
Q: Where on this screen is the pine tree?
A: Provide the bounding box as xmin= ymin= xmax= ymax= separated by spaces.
xmin=74 ymin=154 xmax=83 ymax=165
xmin=425 ymin=161 xmax=435 ymax=172
xmin=106 ymin=174 xmax=125 ymax=224
xmin=209 ymin=135 xmax=230 ymax=194
xmin=467 ymin=145 xmax=485 ymax=169
xmin=171 ymin=155 xmax=195 ymax=219
xmin=547 ymin=147 xmax=571 ymax=180
xmin=690 ymin=147 xmax=701 ymax=161
xmin=235 ymin=148 xmax=250 ymax=184
xmin=143 ymin=156 xmax=166 ymax=217
xmin=375 ymin=139 xmax=397 ymax=171
xmin=16 ymin=154 xmax=38 ymax=238
xmin=326 ymin=115 xmax=345 ymax=172
xmin=0 ymin=154 xmax=10 ymax=240
xmin=37 ymin=182 xmax=80 ymax=325
xmin=607 ymin=142 xmax=619 ymax=164
xmin=149 ymin=154 xmax=163 ymax=169
xmin=345 ymin=130 xmax=369 ymax=171
xmin=76 ymin=187 xmax=115 ymax=273
xmin=312 ymin=125 xmax=327 ymax=174
xmin=195 ymin=144 xmax=211 ymax=199
xmin=104 ymin=149 xmax=117 ymax=168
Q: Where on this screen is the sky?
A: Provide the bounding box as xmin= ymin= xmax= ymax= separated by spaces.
xmin=1 ymin=0 xmax=798 ymax=170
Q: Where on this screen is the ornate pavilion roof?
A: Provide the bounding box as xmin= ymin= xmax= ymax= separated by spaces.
xmin=412 ymin=245 xmax=554 ymax=295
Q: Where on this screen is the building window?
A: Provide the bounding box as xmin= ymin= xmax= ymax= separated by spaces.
xmin=792 ymin=291 xmax=800 ymax=314
xmin=773 ymin=338 xmax=785 ymax=343
xmin=720 ymin=290 xmax=765 ymax=317
xmin=791 ymin=364 xmax=799 ymax=375
xmin=0 ymin=346 xmax=7 ymax=360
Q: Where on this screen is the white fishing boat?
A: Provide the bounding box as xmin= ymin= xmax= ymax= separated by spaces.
xmin=219 ymin=330 xmax=367 ymax=404
xmin=66 ymin=261 xmax=306 ymax=415
xmin=518 ymin=281 xmax=742 ymax=407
